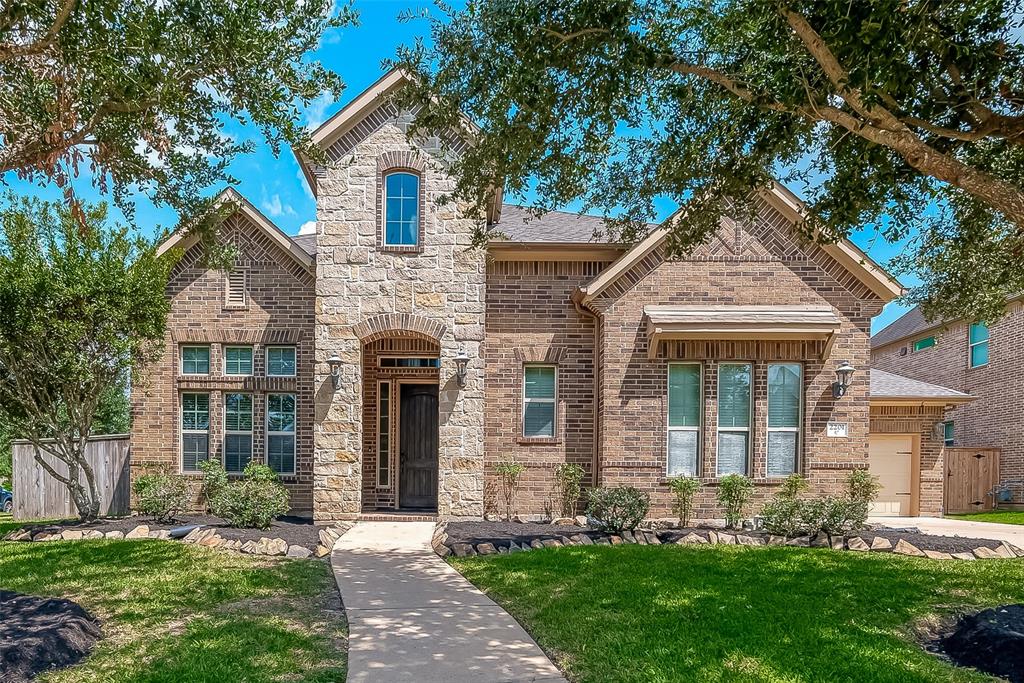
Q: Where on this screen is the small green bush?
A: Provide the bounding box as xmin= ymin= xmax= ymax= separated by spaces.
xmin=777 ymin=473 xmax=809 ymax=499
xmin=209 ymin=462 xmax=289 ymax=529
xmin=761 ymin=471 xmax=876 ymax=537
xmin=760 ymin=496 xmax=804 ymax=536
xmin=553 ymin=463 xmax=586 ymax=518
xmin=586 ymin=486 xmax=650 ymax=532
xmin=198 ymin=460 xmax=228 ymax=512
xmin=717 ymin=474 xmax=754 ymax=528
xmin=668 ymin=476 xmax=701 ymax=527
xmin=495 ymin=460 xmax=526 ymax=521
xmin=133 ymin=471 xmax=191 ymax=523
xmin=848 ymin=469 xmax=881 ymax=504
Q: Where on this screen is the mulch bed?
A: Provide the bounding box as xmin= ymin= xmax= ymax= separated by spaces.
xmin=0 ymin=590 xmax=102 ymax=683
xmin=10 ymin=514 xmax=321 ymax=551
xmin=442 ymin=521 xmax=1007 ymax=556
xmin=933 ymin=604 xmax=1024 ymax=683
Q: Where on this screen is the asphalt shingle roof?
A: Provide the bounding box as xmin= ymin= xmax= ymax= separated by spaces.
xmin=869 ymin=368 xmax=971 ymax=401
xmin=291 ymin=233 xmax=316 ymax=256
xmin=492 ymin=204 xmax=637 ymax=243
xmin=870 ymin=306 xmax=933 ymax=349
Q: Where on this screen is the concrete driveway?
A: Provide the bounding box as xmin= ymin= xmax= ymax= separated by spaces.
xmin=870 ymin=516 xmax=1024 ymax=546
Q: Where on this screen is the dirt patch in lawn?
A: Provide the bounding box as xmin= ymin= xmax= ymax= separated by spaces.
xmin=930 ymin=605 xmax=1024 ymax=683
xmin=12 ymin=515 xmax=321 ymax=550
xmin=0 ymin=590 xmax=102 ymax=683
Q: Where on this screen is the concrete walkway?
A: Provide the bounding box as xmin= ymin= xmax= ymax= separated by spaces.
xmin=871 ymin=516 xmax=1024 ymax=546
xmin=331 ymin=521 xmax=566 ymax=683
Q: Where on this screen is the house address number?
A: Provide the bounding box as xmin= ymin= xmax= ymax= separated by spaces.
xmin=826 ymin=422 xmax=848 ymax=438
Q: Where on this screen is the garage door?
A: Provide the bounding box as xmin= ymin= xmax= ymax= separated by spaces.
xmin=868 ymin=436 xmax=913 ymax=516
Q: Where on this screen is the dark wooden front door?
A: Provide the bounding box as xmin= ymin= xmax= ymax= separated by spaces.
xmin=399 ymin=383 xmax=439 ymax=510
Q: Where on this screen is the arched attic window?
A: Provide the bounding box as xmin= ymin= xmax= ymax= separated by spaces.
xmin=382 ymin=170 xmax=421 ymax=249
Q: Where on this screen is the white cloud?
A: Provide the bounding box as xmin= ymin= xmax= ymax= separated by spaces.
xmin=298 ymin=220 xmax=317 ymax=235
xmin=299 ymin=90 xmax=335 ymax=130
xmin=261 ymin=192 xmax=296 ymax=218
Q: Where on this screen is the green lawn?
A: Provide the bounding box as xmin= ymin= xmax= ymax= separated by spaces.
xmin=453 ymin=545 xmax=1024 ymax=683
xmin=947 ymin=510 xmax=1024 ymax=525
xmin=0 ymin=540 xmax=346 ymax=682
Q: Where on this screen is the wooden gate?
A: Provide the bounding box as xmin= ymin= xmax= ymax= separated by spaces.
xmin=945 ymin=447 xmax=1000 ymax=514
xmin=12 ymin=435 xmax=131 ymax=519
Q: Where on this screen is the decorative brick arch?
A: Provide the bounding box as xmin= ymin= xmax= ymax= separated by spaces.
xmin=353 ymin=313 xmax=446 ymax=345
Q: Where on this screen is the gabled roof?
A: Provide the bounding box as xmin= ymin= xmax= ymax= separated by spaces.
xmin=869 ymin=368 xmax=973 ymax=405
xmin=575 ymin=183 xmax=904 ymax=307
xmin=156 ymin=188 xmax=314 ymax=270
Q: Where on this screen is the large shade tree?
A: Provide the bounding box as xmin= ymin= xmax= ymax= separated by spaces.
xmin=0 ymin=197 xmax=175 ymax=520
xmin=1 ymin=0 xmax=352 ymax=246
xmin=395 ymin=0 xmax=1024 ymax=321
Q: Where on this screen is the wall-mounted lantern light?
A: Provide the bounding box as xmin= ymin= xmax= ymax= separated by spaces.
xmin=832 ymin=360 xmax=856 ymax=399
xmin=327 ymin=354 xmax=343 ymax=391
xmin=454 ymin=346 xmax=471 ymax=388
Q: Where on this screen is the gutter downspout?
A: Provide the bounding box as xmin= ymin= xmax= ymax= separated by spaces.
xmin=572 ymin=290 xmax=601 ymax=490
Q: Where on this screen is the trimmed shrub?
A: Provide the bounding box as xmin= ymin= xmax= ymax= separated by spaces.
xmin=848 ymin=469 xmax=881 ymax=504
xmin=777 ymin=473 xmax=809 ymax=499
xmin=495 ymin=460 xmax=526 ymax=521
xmin=760 ymin=496 xmax=805 ymax=536
xmin=668 ymin=476 xmax=701 ymax=527
xmin=761 ymin=472 xmax=876 ymax=537
xmin=210 ymin=462 xmax=289 ymax=529
xmin=553 ymin=463 xmax=585 ymax=518
xmin=717 ymin=474 xmax=754 ymax=528
xmin=133 ymin=471 xmax=190 ymax=523
xmin=198 ymin=459 xmax=228 ymax=512
xmin=586 ymin=486 xmax=650 ymax=532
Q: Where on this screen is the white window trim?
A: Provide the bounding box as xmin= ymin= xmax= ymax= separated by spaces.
xmin=716 ymin=362 xmax=752 ymax=477
xmin=382 ymin=171 xmax=420 ymax=248
xmin=266 ymin=392 xmax=296 ymax=476
xmin=666 ymin=362 xmax=702 ymax=477
xmin=522 ymin=364 xmax=558 ymax=439
xmin=968 ymin=323 xmax=989 ymax=368
xmin=377 ymin=381 xmax=391 ymax=488
xmin=224 ymin=345 xmax=254 ymax=376
xmin=265 ymin=345 xmax=297 ymax=378
xmin=766 ymin=362 xmax=803 ymax=478
xmin=180 ymin=392 xmax=210 ymax=473
xmin=223 ymin=393 xmax=253 ymax=473
xmin=180 ymin=345 xmax=210 ymax=376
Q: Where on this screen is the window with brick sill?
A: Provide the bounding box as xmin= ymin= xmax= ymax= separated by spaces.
xmin=522 ymin=365 xmax=557 ymax=440
xmin=381 ymin=171 xmax=421 ymax=251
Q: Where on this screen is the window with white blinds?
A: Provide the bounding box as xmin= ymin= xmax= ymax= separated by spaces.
xmin=225 ymin=269 xmax=247 ymax=307
xmin=667 ymin=363 xmax=701 ymax=476
xmin=767 ymin=363 xmax=802 ymax=477
xmin=716 ymin=363 xmax=751 ymax=476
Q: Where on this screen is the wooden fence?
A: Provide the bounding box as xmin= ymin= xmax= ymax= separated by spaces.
xmin=945 ymin=447 xmax=1001 ymax=514
xmin=12 ymin=435 xmax=130 ymax=520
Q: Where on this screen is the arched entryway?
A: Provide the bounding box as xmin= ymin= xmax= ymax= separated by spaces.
xmin=359 ymin=331 xmax=442 ymax=512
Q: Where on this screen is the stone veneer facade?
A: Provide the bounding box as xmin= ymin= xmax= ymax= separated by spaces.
xmin=311 ymin=121 xmax=487 ymax=521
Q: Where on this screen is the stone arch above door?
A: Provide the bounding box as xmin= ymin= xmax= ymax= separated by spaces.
xmin=353 ymin=313 xmax=447 ymax=345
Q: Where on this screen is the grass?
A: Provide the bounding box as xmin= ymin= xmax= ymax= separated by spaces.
xmin=0 ymin=540 xmax=346 ymax=682
xmin=947 ymin=510 xmax=1024 ymax=525
xmin=452 ymin=544 xmax=1024 ymax=683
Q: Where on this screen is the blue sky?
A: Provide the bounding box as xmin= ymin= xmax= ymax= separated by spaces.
xmin=1 ymin=0 xmax=915 ymax=334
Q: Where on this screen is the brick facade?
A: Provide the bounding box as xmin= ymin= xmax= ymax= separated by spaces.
xmin=869 ymin=404 xmax=945 ymax=516
xmin=871 ymin=301 xmax=1024 ymax=485
xmin=131 ymin=213 xmax=316 ymax=514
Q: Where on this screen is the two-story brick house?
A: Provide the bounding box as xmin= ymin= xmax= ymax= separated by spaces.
xmin=871 ymin=299 xmax=1024 ymax=492
xmin=133 ymin=69 xmax=967 ymax=521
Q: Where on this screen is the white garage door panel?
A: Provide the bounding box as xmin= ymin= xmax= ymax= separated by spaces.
xmin=869 ymin=436 xmax=913 ymax=517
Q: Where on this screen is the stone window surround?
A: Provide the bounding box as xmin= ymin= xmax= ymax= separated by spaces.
xmin=514 ymin=347 xmax=566 ymax=445
xmin=376 ymin=151 xmax=427 ymax=254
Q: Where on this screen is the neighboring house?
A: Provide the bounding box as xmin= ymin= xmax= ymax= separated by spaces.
xmin=871 ymin=299 xmax=1024 ymax=489
xmin=131 ymin=69 xmax=961 ymax=520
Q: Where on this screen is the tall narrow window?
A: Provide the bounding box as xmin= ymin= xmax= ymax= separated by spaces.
xmin=667 ymin=364 xmax=701 ymax=476
xmin=523 ymin=365 xmax=557 ymax=438
xmin=717 ymin=363 xmax=751 ymax=476
xmin=944 ymin=421 xmax=955 ymax=447
xmin=224 ymin=346 xmax=253 ymax=376
xmin=383 ymin=171 xmax=419 ymax=247
xmin=181 ymin=393 xmax=210 ymax=472
xmin=267 ymin=393 xmax=296 ymax=475
xmin=767 ymin=363 xmax=802 ymax=477
xmin=181 ymin=345 xmax=210 ymax=375
xmin=378 ymin=382 xmax=391 ymax=487
xmin=969 ymin=323 xmax=989 ymax=367
xmin=225 ymin=269 xmax=247 ymax=307
xmin=266 ymin=346 xmax=296 ymax=377
xmin=224 ymin=393 xmax=253 ymax=473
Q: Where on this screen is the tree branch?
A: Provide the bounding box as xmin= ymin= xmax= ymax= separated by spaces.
xmin=0 ymin=0 xmax=77 ymax=62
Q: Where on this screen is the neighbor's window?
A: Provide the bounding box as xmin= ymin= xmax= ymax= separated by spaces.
xmin=717 ymin=363 xmax=751 ymax=476
xmin=181 ymin=393 xmax=210 ymax=472
xmin=969 ymin=323 xmax=989 ymax=368
xmin=767 ymin=363 xmax=802 ymax=477
xmin=944 ymin=421 xmax=955 ymax=447
xmin=224 ymin=393 xmax=253 ymax=473
xmin=181 ymin=345 xmax=210 ymax=375
xmin=912 ymin=336 xmax=936 ymax=352
xmin=667 ymin=363 xmax=701 ymax=477
xmin=522 ymin=365 xmax=556 ymax=438
xmin=378 ymin=382 xmax=391 ymax=488
xmin=224 ymin=346 xmax=253 ymax=376
xmin=383 ymin=171 xmax=420 ymax=247
xmin=266 ymin=346 xmax=296 ymax=377
xmin=267 ymin=393 xmax=296 ymax=475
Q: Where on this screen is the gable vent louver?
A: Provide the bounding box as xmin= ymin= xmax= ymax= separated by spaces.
xmin=225 ymin=269 xmax=247 ymax=307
